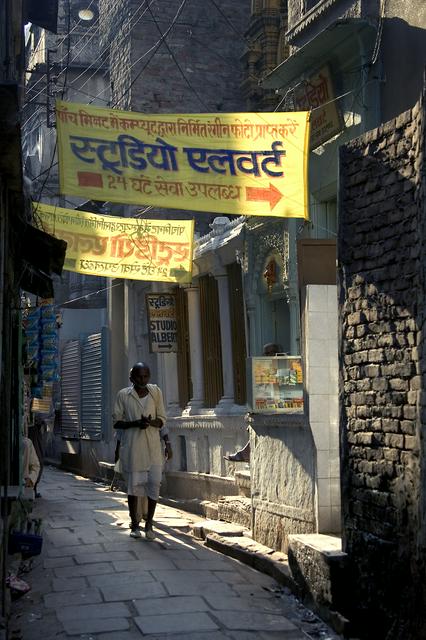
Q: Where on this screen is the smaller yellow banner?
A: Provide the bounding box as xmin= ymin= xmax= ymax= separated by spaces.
xmin=35 ymin=203 xmax=194 ymax=283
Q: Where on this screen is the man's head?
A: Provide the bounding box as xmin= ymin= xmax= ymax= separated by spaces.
xmin=130 ymin=362 xmax=150 ymax=390
xmin=263 ymin=343 xmax=282 ymax=357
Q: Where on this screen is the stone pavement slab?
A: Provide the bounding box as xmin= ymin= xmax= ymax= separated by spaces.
xmin=100 ymin=580 xmax=167 ymax=601
xmin=51 ymin=576 xmax=88 ymax=592
xmin=47 ymin=541 xmax=104 ymax=557
xmin=62 ymin=617 xmax=130 ymax=635
xmin=210 ymin=610 xmax=300 ymax=632
xmin=205 ymin=595 xmax=284 ymax=613
xmin=87 ymin=569 xmax=155 ymax=588
xmin=73 ymin=550 xmax=136 ymax=564
xmin=112 ymin=556 xmax=177 ymax=571
xmin=43 ymin=588 xmax=103 ymax=608
xmin=10 ymin=467 xmax=341 ymax=640
xmin=57 ymin=601 xmax=131 ymax=622
xmin=134 ymin=595 xmax=209 ymax=616
xmin=134 ymin=611 xmax=219 ymax=634
xmin=53 ymin=561 xmax=113 ymax=577
xmin=164 ymin=581 xmax=237 ymax=597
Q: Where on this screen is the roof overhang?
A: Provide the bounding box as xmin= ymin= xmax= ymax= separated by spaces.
xmin=260 ymin=19 xmax=377 ymax=91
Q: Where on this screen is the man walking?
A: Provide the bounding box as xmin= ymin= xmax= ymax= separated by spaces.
xmin=113 ymin=362 xmax=172 ymax=540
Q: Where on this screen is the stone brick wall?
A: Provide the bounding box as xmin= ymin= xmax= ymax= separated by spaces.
xmin=338 ymin=88 xmax=426 ymax=639
xmin=101 ymin=0 xmax=249 ymax=113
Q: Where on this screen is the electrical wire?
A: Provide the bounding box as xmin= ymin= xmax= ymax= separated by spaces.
xmin=145 ymin=1 xmax=209 ymax=110
xmin=24 ymin=0 xmax=99 ymax=101
xmin=66 ymin=1 xmax=153 ymax=95
xmin=26 ymin=0 xmax=155 ymax=110
xmin=57 ymin=281 xmax=123 ymax=308
xmin=208 ymin=0 xmax=250 ymax=44
xmin=25 ymin=21 xmax=101 ymax=107
xmin=111 ymin=0 xmax=188 ymax=108
xmin=371 ymin=0 xmax=386 ymax=66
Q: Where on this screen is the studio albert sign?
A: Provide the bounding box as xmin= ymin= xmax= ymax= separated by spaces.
xmin=56 ymin=101 xmax=310 ymax=219
xmin=146 ymin=293 xmax=178 ymax=353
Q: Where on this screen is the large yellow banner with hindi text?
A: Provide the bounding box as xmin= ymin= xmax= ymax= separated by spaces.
xmin=56 ymin=101 xmax=310 ymax=219
xmin=35 ymin=203 xmax=194 ymax=283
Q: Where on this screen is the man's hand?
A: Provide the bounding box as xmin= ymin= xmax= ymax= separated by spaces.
xmin=138 ymin=416 xmax=149 ymax=429
xmin=146 ymin=414 xmax=162 ymax=429
xmin=164 ymin=442 xmax=173 ymax=460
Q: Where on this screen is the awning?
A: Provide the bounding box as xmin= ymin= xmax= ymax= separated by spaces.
xmin=24 ymin=0 xmax=59 ymax=33
xmin=22 ymin=223 xmax=67 ymax=276
xmin=18 ymin=221 xmax=67 ymax=297
xmin=260 ymin=19 xmax=377 ymax=90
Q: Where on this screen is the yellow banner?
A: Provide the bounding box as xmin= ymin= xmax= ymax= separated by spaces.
xmin=56 ymin=101 xmax=310 ymax=219
xmin=35 ymin=203 xmax=194 ymax=283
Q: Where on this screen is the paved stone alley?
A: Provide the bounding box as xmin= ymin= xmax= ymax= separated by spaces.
xmin=9 ymin=467 xmax=341 ymax=640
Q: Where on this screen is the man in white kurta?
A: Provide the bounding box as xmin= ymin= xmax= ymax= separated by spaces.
xmin=113 ymin=363 xmax=172 ymax=539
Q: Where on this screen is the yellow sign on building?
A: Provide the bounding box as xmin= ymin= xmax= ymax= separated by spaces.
xmin=36 ymin=203 xmax=194 ymax=283
xmin=56 ymin=101 xmax=310 ymax=219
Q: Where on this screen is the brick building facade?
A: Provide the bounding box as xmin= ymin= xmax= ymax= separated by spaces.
xmin=338 ymin=88 xmax=426 ymax=639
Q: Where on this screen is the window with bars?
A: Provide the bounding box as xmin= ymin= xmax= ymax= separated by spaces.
xmin=227 ymin=263 xmax=247 ymax=405
xmin=199 ymin=275 xmax=223 ymax=408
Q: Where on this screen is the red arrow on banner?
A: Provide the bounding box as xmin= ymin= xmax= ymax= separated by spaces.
xmin=245 ymin=183 xmax=283 ymax=210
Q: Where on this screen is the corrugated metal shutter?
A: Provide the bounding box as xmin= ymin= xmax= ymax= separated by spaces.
xmin=175 ymin=287 xmax=191 ymax=408
xmin=227 ymin=262 xmax=247 ymax=404
xmin=61 ymin=340 xmax=81 ymax=439
xmin=81 ymin=331 xmax=103 ymax=440
xmin=199 ymin=275 xmax=223 ymax=407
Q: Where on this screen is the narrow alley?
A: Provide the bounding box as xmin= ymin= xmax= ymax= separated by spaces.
xmin=9 ymin=467 xmax=340 ymax=640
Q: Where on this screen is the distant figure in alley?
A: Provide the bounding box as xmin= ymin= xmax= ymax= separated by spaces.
xmin=113 ymin=362 xmax=172 ymax=540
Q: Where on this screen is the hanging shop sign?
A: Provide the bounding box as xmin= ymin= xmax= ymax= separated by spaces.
xmin=56 ymin=100 xmax=310 ymax=219
xmin=293 ymin=65 xmax=342 ymax=150
xmin=35 ymin=203 xmax=194 ymax=283
xmin=146 ymin=293 xmax=178 ymax=353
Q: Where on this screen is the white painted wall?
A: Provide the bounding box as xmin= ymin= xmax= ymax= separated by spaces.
xmin=305 ymin=284 xmax=341 ymax=533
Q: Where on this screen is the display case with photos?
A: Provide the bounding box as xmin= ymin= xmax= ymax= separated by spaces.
xmin=248 ymin=355 xmax=304 ymax=413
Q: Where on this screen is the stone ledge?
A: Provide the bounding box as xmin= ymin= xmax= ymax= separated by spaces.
xmin=218 ymin=495 xmax=252 ymax=529
xmin=192 ymin=519 xmax=247 ymax=539
xmin=203 ymin=530 xmax=351 ymax=637
xmin=204 ymin=531 xmax=296 ymax=593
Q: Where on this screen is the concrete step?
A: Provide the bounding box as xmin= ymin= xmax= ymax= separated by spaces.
xmin=234 ymin=469 xmax=251 ymax=497
xmin=191 ymin=519 xmax=248 ymax=539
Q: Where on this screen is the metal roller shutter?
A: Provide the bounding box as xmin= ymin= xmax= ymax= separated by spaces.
xmin=81 ymin=331 xmax=103 ymax=440
xmin=61 ymin=340 xmax=81 ymax=439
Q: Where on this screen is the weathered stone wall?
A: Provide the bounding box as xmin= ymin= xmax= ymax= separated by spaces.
xmin=100 ymin=0 xmax=249 ymax=113
xmin=338 ymin=89 xmax=426 ymax=639
xmin=250 ymin=414 xmax=316 ymax=552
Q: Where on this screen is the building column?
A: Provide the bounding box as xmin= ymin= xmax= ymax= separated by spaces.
xmin=288 ymin=290 xmax=300 ymax=355
xmin=287 ymin=219 xmax=300 ymax=355
xmin=184 ymin=285 xmax=204 ymax=414
xmin=159 ymin=352 xmax=181 ymax=417
xmin=215 ymin=273 xmax=240 ymax=414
